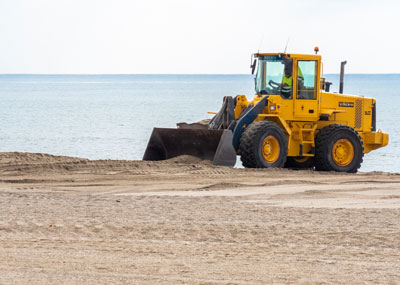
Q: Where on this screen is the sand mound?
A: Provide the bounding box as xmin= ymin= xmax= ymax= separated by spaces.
xmin=0 ymin=152 xmax=216 ymax=176
xmin=1 ymin=152 xmax=397 ymax=178
xmin=165 ymin=155 xmax=210 ymax=165
xmin=0 ymin=152 xmax=88 ymax=165
xmin=0 ymin=152 xmax=208 ymax=167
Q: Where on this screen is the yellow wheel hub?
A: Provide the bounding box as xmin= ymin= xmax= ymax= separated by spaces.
xmin=262 ymin=135 xmax=280 ymax=163
xmin=332 ymin=139 xmax=354 ymax=167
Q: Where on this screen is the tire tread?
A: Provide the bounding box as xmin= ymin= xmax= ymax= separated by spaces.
xmin=315 ymin=124 xmax=364 ymax=173
xmin=239 ymin=121 xmax=287 ymax=168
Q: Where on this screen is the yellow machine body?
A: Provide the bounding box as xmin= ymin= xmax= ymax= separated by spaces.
xmin=144 ymin=51 xmax=388 ymax=172
xmin=235 ymin=53 xmax=388 ymax=158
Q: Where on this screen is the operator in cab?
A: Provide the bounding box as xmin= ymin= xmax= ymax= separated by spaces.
xmin=269 ymin=60 xmax=303 ymax=99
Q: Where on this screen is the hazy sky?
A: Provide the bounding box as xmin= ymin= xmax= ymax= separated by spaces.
xmin=1 ymin=0 xmax=399 ymax=74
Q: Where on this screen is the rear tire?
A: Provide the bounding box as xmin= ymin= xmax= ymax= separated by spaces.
xmin=285 ymin=156 xmax=314 ymax=169
xmin=315 ymin=124 xmax=363 ymax=173
xmin=239 ymin=121 xmax=288 ymax=168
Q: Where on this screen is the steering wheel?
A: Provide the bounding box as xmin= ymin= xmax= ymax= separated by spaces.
xmin=266 ymin=80 xmax=282 ymax=94
xmin=268 ymin=80 xmax=280 ymax=88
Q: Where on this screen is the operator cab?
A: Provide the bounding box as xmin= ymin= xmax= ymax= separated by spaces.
xmin=255 ymin=54 xmax=318 ymax=101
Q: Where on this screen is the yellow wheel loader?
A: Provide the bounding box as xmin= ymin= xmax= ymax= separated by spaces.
xmin=143 ymin=49 xmax=389 ymax=173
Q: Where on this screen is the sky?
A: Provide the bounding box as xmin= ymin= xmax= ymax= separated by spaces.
xmin=0 ymin=0 xmax=399 ymax=74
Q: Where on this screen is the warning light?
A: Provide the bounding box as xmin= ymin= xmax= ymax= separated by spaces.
xmin=314 ymin=46 xmax=319 ymax=54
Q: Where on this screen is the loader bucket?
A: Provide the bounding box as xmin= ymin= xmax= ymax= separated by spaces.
xmin=143 ymin=128 xmax=236 ymax=166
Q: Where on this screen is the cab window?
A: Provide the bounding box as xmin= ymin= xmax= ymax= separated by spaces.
xmin=297 ymin=61 xmax=317 ymax=100
xmin=255 ymin=56 xmax=293 ymax=99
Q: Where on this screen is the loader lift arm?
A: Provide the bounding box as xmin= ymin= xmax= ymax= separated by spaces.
xmin=231 ymin=96 xmax=268 ymax=150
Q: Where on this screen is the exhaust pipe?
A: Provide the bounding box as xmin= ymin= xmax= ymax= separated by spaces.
xmin=339 ymin=61 xmax=347 ymax=94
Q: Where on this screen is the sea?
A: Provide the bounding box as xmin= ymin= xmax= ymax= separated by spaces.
xmin=0 ymin=74 xmax=398 ymax=173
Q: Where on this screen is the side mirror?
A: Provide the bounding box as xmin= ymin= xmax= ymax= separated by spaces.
xmin=251 ymin=59 xmax=257 ymax=74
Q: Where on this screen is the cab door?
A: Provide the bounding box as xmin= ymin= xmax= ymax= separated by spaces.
xmin=293 ymin=60 xmax=319 ymax=120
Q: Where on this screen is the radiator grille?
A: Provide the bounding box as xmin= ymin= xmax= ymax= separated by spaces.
xmin=355 ymin=99 xmax=362 ymax=129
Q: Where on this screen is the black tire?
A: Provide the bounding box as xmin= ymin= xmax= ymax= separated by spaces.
xmin=239 ymin=121 xmax=288 ymax=168
xmin=315 ymin=124 xmax=364 ymax=173
xmin=285 ymin=156 xmax=314 ymax=169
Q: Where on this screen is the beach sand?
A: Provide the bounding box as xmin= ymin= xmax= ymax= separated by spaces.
xmin=1 ymin=152 xmax=400 ymax=284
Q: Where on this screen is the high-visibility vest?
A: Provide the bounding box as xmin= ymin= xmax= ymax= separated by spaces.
xmin=282 ymin=75 xmax=292 ymax=86
xmin=281 ymin=68 xmax=303 ymax=87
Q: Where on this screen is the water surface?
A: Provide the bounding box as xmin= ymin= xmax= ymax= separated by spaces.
xmin=0 ymin=74 xmax=398 ymax=172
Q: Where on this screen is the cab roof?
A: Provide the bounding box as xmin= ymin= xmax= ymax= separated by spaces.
xmin=255 ymin=53 xmax=321 ymax=61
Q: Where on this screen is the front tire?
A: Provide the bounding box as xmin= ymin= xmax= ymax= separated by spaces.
xmin=239 ymin=121 xmax=288 ymax=168
xmin=315 ymin=124 xmax=364 ymax=173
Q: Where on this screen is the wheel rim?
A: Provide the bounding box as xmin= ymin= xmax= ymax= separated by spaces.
xmin=332 ymin=139 xmax=354 ymax=167
xmin=262 ymin=135 xmax=280 ymax=163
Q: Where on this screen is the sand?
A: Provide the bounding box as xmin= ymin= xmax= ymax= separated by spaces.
xmin=1 ymin=152 xmax=400 ymax=284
